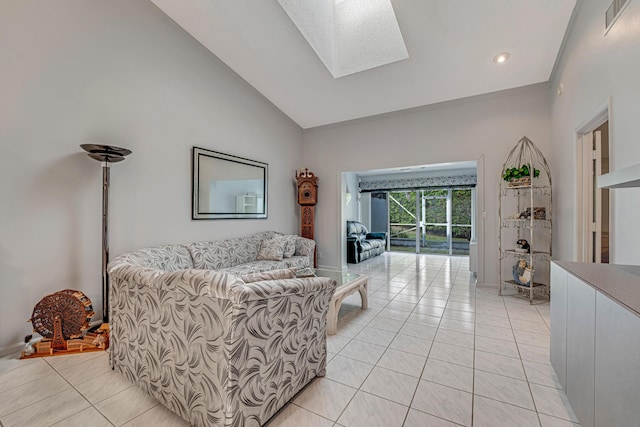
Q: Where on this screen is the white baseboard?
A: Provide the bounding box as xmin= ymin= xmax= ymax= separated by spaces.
xmin=0 ymin=342 xmax=24 ymax=359
xmin=317 ymin=264 xmax=344 ymax=272
xmin=477 ymin=282 xmax=499 ymax=288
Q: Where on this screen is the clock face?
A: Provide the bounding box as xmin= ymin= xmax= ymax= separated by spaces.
xmin=298 ymin=181 xmax=317 ymax=205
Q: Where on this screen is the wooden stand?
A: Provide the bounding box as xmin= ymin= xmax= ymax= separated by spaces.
xmin=51 ymin=317 xmax=66 ymax=351
xmin=21 ymin=323 xmax=109 ymax=359
xmin=300 ymin=205 xmax=317 ymax=267
xmin=300 ymin=205 xmax=315 ymax=240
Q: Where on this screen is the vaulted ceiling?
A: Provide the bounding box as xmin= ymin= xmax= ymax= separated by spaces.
xmin=150 ymin=0 xmax=577 ymax=129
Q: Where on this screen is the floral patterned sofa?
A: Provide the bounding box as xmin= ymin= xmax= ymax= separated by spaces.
xmin=107 ymin=231 xmax=336 ymax=427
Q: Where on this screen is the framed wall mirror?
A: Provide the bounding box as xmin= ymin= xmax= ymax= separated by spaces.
xmin=192 ymin=147 xmax=268 ymax=219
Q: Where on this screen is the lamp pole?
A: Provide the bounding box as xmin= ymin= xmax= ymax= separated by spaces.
xmin=101 ymin=161 xmax=110 ymax=323
xmin=80 ymin=144 xmax=131 ymax=324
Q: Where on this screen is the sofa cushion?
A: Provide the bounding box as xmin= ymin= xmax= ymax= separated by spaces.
xmin=283 ymin=256 xmax=311 ymax=270
xmin=221 ymin=261 xmax=283 ymax=276
xmin=240 ymin=268 xmax=296 ymax=283
xmin=283 ymin=235 xmax=297 ymax=258
xmin=187 ymin=240 xmax=233 ymax=270
xmin=225 ymin=235 xmax=261 ymax=266
xmin=115 ymin=244 xmax=194 ymax=271
xmin=253 ymin=230 xmax=280 ymax=242
xmin=367 ymin=232 xmax=387 ymax=241
xmin=254 ymin=231 xmax=296 ymax=257
xmin=220 ymin=256 xmax=310 ymax=276
xmin=347 ymin=220 xmax=369 ymax=242
xmin=256 ymin=237 xmax=286 ymax=261
xmin=361 ymin=239 xmax=385 ymax=251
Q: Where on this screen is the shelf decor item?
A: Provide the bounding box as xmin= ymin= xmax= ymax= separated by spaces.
xmin=21 ymin=289 xmax=109 ymax=358
xmin=502 ymin=164 xmax=541 ymax=187
xmin=516 ymin=239 xmax=530 ymax=253
xmin=498 ymin=136 xmax=552 ymax=303
xmin=512 ymin=259 xmax=533 ymax=286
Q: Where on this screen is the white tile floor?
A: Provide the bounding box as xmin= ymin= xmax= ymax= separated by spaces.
xmin=0 ymin=252 xmax=580 ymax=427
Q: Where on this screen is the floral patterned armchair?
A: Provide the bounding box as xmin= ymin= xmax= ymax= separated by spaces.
xmin=107 ymin=233 xmax=335 ymax=427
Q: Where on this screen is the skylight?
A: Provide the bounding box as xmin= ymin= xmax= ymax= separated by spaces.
xmin=277 ymin=0 xmax=409 ymax=78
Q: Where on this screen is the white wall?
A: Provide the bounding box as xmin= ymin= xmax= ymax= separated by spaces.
xmin=0 ymin=0 xmax=302 ymax=354
xmin=343 ymin=172 xmax=359 ymax=222
xmin=302 ymin=84 xmax=551 ymax=281
xmin=550 ymin=0 xmax=640 ymax=264
xmin=359 ymin=193 xmax=371 ymax=229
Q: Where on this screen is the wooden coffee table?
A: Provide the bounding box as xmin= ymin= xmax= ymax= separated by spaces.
xmin=315 ymin=269 xmax=368 ymax=335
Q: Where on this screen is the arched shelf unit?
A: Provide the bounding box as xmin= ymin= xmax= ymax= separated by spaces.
xmin=498 ymin=136 xmax=552 ymax=303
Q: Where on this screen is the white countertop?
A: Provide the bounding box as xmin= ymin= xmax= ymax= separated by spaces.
xmin=555 ymin=261 xmax=640 ymax=317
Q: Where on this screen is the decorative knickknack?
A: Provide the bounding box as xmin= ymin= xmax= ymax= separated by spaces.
xmin=22 ymin=289 xmax=109 ymax=358
xmin=498 ymin=136 xmax=552 ymax=303
xmin=512 ymin=259 xmax=534 ymax=286
xmin=502 ymin=164 xmax=541 ymax=187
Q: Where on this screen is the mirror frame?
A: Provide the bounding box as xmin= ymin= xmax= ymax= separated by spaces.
xmin=192 ymin=147 xmax=268 ymax=220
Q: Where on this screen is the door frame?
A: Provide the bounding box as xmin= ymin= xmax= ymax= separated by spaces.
xmin=575 ymin=99 xmax=612 ymax=262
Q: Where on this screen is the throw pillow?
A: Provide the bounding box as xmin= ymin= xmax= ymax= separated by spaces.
xmin=256 ymin=237 xmax=286 ymax=261
xmin=283 ymin=235 xmax=297 ymax=258
xmin=240 ymin=268 xmax=296 ymax=283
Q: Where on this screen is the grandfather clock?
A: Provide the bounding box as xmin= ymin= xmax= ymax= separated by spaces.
xmin=295 ymin=168 xmax=318 ymax=266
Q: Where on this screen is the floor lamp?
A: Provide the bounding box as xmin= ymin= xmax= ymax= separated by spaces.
xmin=80 ymin=144 xmax=132 ymax=324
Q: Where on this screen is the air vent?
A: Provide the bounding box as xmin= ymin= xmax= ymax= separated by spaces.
xmin=605 ymin=0 xmax=630 ymax=33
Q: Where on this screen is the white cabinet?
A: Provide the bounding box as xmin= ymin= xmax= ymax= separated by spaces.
xmin=595 ymin=293 xmax=640 ymax=426
xmin=550 ymin=263 xmax=567 ymax=389
xmin=235 ymin=193 xmax=260 ymax=213
xmin=551 ymin=262 xmax=640 ymax=427
xmin=566 ymin=275 xmax=595 ymax=427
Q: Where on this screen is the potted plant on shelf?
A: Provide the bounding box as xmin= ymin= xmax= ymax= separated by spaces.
xmin=502 ymin=164 xmax=540 ymax=187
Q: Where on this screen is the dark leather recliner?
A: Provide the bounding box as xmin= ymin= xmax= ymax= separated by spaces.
xmin=347 ymin=220 xmax=387 ymax=263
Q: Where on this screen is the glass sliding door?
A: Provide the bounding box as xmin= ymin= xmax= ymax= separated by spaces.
xmin=422 ymin=190 xmax=449 ymax=254
xmin=388 ymin=191 xmax=417 ymax=252
xmin=451 ymin=189 xmax=472 ymax=255
xmin=388 ymin=187 xmax=472 ymax=255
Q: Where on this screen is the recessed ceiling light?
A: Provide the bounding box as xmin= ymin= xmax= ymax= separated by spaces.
xmin=493 ymin=52 xmax=510 ymax=64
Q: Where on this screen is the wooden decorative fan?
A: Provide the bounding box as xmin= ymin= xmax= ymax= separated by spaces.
xmin=30 ymin=289 xmax=95 ymax=341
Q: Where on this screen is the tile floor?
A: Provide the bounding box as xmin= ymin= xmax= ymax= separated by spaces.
xmin=0 ymin=252 xmax=580 ymax=427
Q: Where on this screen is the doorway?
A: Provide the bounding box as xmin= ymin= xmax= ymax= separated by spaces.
xmin=385 ymin=187 xmax=473 ymax=255
xmin=342 ymin=161 xmax=481 ymax=279
xmin=577 ymin=120 xmax=610 ymax=263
